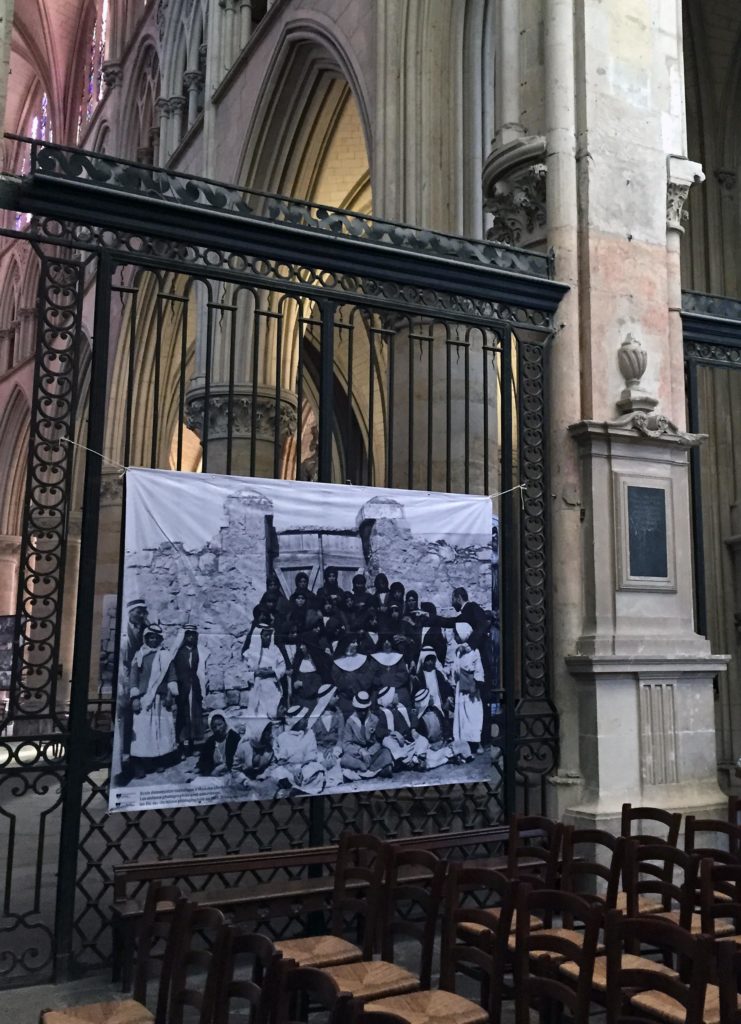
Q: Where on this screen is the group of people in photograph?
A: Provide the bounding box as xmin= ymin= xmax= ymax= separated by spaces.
xmin=117 ymin=567 xmax=494 ymax=795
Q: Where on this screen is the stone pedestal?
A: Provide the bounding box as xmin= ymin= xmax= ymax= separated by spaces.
xmin=185 ymin=382 xmax=297 ymax=478
xmin=553 ymin=414 xmax=729 ymax=826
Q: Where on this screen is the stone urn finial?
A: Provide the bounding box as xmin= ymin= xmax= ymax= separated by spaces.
xmin=616 ymin=334 xmax=658 ymax=414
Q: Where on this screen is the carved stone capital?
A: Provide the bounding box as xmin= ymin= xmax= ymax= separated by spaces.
xmin=155 ymin=97 xmax=171 ymax=118
xmin=483 ymin=135 xmax=548 ymax=249
xmin=101 ymin=61 xmax=123 ymax=90
xmin=185 ymin=384 xmax=298 ymax=444
xmin=666 ymin=156 xmax=705 ymax=233
xmin=100 ymin=468 xmax=123 ymax=506
xmin=183 ymin=71 xmax=204 ymax=93
xmin=169 ymin=96 xmax=188 ymax=115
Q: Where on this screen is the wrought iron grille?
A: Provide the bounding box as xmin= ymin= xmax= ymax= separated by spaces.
xmin=0 ymin=138 xmax=563 ymax=986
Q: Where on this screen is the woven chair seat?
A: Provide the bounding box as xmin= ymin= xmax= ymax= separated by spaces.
xmin=362 ymin=988 xmax=489 ymax=1024
xmin=560 ymin=952 xmax=677 ymax=991
xmin=615 ymin=893 xmax=665 ymax=915
xmin=321 ymin=959 xmax=420 ymax=1000
xmin=650 ymin=910 xmax=737 ymax=938
xmin=519 ymin=926 xmax=605 ymax=960
xmin=457 ymin=909 xmax=544 ymax=944
xmin=274 ymin=934 xmax=363 ymax=968
xmin=41 ymin=1001 xmax=153 ymax=1024
xmin=629 ymin=982 xmax=726 ymax=1024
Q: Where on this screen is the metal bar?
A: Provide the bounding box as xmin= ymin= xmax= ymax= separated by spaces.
xmin=686 ymin=358 xmax=707 ymax=636
xmin=499 ymin=328 xmax=516 ymax=818
xmin=53 ymin=250 xmax=113 ymax=980
xmin=387 ymin=323 xmax=396 ymax=488
xmin=202 ymin=300 xmax=214 ymax=473
xmin=318 ymin=300 xmax=336 ymax=483
xmin=177 ymin=291 xmax=188 ymax=471
xmin=407 ymin=330 xmax=414 ymax=489
xmin=273 ymin=305 xmax=283 ymax=479
xmin=122 ymin=280 xmax=138 ymax=468
xmin=296 ymin=305 xmax=305 ymax=479
xmin=250 ymin=301 xmax=260 ymax=477
xmin=464 ymin=331 xmax=470 ymax=494
xmin=482 ymin=334 xmax=491 ymax=494
xmin=150 ymin=291 xmax=164 ymax=467
xmin=367 ymin=323 xmax=375 ymax=486
xmin=426 ymin=326 xmax=433 ymax=492
xmin=226 ymin=297 xmax=237 ymax=476
xmin=446 ymin=336 xmax=452 ymax=493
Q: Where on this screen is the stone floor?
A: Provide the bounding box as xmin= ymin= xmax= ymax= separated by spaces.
xmin=0 ymin=974 xmax=125 ymax=1024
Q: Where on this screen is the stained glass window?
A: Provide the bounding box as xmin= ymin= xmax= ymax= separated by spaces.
xmin=15 ymin=92 xmax=52 ymax=229
xmin=76 ymin=0 xmax=109 ymax=143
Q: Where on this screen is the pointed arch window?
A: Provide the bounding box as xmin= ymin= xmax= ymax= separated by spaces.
xmin=77 ymin=0 xmax=109 ymax=142
xmin=15 ymin=92 xmax=52 ymax=229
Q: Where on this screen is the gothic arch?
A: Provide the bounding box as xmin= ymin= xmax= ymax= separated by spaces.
xmin=0 ymin=386 xmax=30 ymax=536
xmin=120 ymin=38 xmax=161 ymax=160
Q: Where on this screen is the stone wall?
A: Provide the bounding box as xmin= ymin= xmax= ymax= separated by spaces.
xmin=124 ymin=491 xmax=270 ymax=711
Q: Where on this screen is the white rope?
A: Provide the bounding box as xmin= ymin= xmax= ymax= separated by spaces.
xmin=59 ymin=436 xmax=128 ymax=475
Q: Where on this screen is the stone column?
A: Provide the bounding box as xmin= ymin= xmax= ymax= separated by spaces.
xmin=0 ymin=533 xmax=20 ymax=616
xmin=155 ymin=97 xmax=171 ymax=164
xmin=0 ymin=327 xmax=12 ymax=371
xmin=185 ymin=384 xmax=297 ymax=478
xmin=183 ymin=70 xmax=204 ymax=128
xmin=169 ymin=96 xmax=187 ymax=151
xmin=238 ymin=0 xmax=252 ymax=52
xmin=495 ymin=0 xmax=524 ymax=146
xmin=531 ymin=0 xmax=729 ymax=823
xmin=17 ymin=308 xmax=35 ymax=363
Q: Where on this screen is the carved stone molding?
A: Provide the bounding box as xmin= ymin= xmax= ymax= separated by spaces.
xmin=101 ymin=61 xmax=123 ymax=91
xmin=100 ymin=469 xmax=123 ymax=507
xmin=715 ymin=169 xmax=737 ymax=195
xmin=185 ymin=384 xmax=298 ymax=444
xmin=570 ymin=412 xmax=707 ymax=449
xmin=483 ymin=135 xmax=547 ymax=249
xmin=666 ymin=156 xmax=705 ymax=233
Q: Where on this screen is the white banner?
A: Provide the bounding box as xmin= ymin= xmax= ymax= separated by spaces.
xmin=110 ymin=469 xmax=495 ymax=811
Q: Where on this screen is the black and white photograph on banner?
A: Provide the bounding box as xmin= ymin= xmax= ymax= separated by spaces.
xmin=109 ymin=469 xmax=496 ymax=812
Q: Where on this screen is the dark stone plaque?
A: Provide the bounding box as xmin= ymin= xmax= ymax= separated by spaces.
xmin=627 ymin=485 xmax=668 ymax=578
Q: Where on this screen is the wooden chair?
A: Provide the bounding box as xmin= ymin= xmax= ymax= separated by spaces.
xmin=624 ymin=842 xmax=700 ymax=930
xmin=621 ymin=803 xmax=682 ymax=847
xmin=604 ymin=911 xmax=713 ymax=1024
xmin=686 ymin=818 xmax=741 ymax=864
xmin=699 ymin=859 xmax=741 ymax=941
xmin=318 ymin=847 xmax=446 ymax=1002
xmin=507 ymin=814 xmax=563 ymax=886
xmin=167 ymin=905 xmax=230 ymax=1024
xmin=213 ymin=930 xmax=283 ymax=1024
xmin=716 ymin=940 xmax=741 ymax=1024
xmin=359 ymin=864 xmax=517 ymax=1024
xmin=561 ymin=827 xmax=626 ymax=914
xmin=274 ymin=831 xmax=386 ymax=969
xmin=40 ymin=883 xmax=186 ymax=1024
xmin=513 ymin=887 xmax=601 ymax=1024
xmin=728 ymin=797 xmax=741 ymax=828
xmin=273 ymin=964 xmax=353 ymax=1024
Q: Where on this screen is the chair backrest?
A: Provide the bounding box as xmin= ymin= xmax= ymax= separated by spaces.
xmin=213 ymin=930 xmax=282 ymax=1024
xmin=699 ymin=858 xmax=741 ymax=937
xmin=506 ymin=814 xmax=562 ymax=886
xmin=729 ymin=796 xmax=741 ymax=827
xmin=439 ymin=863 xmax=515 ymax=1015
xmin=273 ymin=964 xmax=353 ymax=1024
xmin=514 ymin=886 xmax=600 ymax=1024
xmin=132 ymin=881 xmax=187 ymax=1023
xmin=561 ymin=827 xmax=625 ymax=910
xmin=330 ymin=831 xmax=387 ymax=957
xmin=621 ymin=803 xmax=681 ymax=846
xmin=685 ymin=816 xmax=741 ymax=863
xmin=379 ymin=845 xmax=446 ymax=989
xmin=167 ymin=905 xmax=230 ymax=1024
xmin=604 ymin=910 xmax=712 ymax=1024
xmin=717 ymin=940 xmax=741 ymax=1024
xmin=625 ymin=842 xmax=698 ymax=927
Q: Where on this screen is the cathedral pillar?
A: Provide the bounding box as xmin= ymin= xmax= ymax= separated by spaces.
xmin=535 ymin=0 xmax=728 ymax=824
